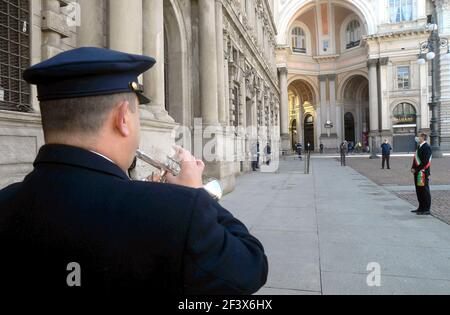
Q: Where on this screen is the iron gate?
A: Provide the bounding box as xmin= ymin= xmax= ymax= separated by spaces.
xmin=0 ymin=0 xmax=31 ymax=112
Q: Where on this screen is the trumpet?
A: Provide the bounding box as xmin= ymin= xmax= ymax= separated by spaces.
xmin=136 ymin=149 xmax=223 ymax=201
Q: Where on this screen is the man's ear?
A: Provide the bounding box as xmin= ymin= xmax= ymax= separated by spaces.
xmin=114 ymin=100 xmax=131 ymax=137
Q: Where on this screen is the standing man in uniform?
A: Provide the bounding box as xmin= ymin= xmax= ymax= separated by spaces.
xmin=411 ymin=133 xmax=432 ymax=216
xmin=0 ymin=47 xmax=268 ymax=294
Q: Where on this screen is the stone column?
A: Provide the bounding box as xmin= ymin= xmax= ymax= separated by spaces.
xmin=224 ymin=56 xmax=230 ymax=125
xmin=319 ymin=75 xmax=329 ymax=137
xmin=329 ymin=75 xmax=339 ymax=145
xmin=142 ymin=0 xmax=173 ymax=121
xmin=368 ymin=59 xmax=380 ymax=155
xmin=419 ymin=59 xmax=429 ymax=130
xmin=41 ymin=0 xmax=68 ymax=59
xmin=216 ymin=0 xmax=227 ymax=125
xmin=109 ymin=0 xmax=142 ymax=55
xmin=436 ymin=0 xmax=450 ymax=149
xmin=77 ymin=0 xmax=104 ymax=47
xmin=356 ymin=103 xmax=363 ymax=143
xmin=278 ymin=66 xmax=290 ymax=150
xmin=199 ymin=0 xmax=219 ymax=125
xmin=316 ymin=106 xmax=322 ymax=149
xmin=336 ymin=101 xmax=343 ymax=144
xmin=379 ymin=57 xmax=390 ymax=132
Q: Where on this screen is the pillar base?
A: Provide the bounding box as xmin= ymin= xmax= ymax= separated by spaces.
xmin=149 ymin=105 xmax=175 ymax=123
xmin=369 ymin=131 xmax=381 ymax=159
xmin=431 ymin=146 xmax=444 ymax=158
xmin=194 ymin=123 xmax=237 ymax=194
xmin=133 ymin=114 xmax=178 ymax=180
xmin=320 ymin=134 xmax=339 ymax=153
xmin=280 ymin=134 xmax=291 ymax=154
xmin=440 ymin=136 xmax=450 ymax=151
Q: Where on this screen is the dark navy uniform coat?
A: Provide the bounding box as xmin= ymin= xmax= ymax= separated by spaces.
xmin=0 ymin=144 xmax=268 ymax=294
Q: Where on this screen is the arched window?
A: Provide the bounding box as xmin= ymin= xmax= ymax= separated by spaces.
xmin=291 ymin=27 xmax=306 ymax=53
xmin=393 ymin=103 xmax=417 ymax=125
xmin=345 ymin=20 xmax=361 ymax=49
xmin=389 ymin=0 xmax=413 ymax=23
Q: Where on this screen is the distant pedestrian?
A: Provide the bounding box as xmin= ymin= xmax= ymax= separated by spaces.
xmin=320 ymin=143 xmax=324 ymax=154
xmin=381 ymin=139 xmax=392 ymax=169
xmin=340 ymin=142 xmax=346 ymax=166
xmin=256 ymin=141 xmax=260 ymax=169
xmin=296 ymin=143 xmax=303 ymax=160
xmin=251 ymin=141 xmax=258 ymax=171
xmin=411 ymin=133 xmax=432 ymax=216
xmin=264 ymin=143 xmax=271 ymax=166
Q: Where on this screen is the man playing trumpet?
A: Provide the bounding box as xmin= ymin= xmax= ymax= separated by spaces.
xmin=0 ymin=47 xmax=268 ymax=294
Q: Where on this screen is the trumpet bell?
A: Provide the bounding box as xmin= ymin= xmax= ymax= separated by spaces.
xmin=203 ymin=179 xmax=223 ymax=201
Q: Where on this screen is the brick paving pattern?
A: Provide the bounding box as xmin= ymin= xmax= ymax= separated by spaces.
xmin=345 ymin=156 xmax=450 ymax=186
xmin=346 ymin=156 xmax=450 ymax=225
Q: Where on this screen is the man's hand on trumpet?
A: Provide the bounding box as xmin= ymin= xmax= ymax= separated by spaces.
xmin=165 ymin=146 xmax=205 ymax=189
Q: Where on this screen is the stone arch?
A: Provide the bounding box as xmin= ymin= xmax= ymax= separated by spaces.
xmin=389 ymin=99 xmax=420 ymax=115
xmin=277 ymin=0 xmax=377 ymax=45
xmin=287 ymin=76 xmax=319 ymax=106
xmin=163 ymin=0 xmax=191 ymax=127
xmin=337 ymin=70 xmax=369 ymax=101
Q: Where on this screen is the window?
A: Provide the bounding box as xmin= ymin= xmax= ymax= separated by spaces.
xmin=393 ymin=103 xmax=416 ymax=125
xmin=291 ymin=27 xmax=306 ymax=54
xmin=345 ymin=20 xmax=361 ymax=49
xmin=0 ymin=0 xmax=31 ymax=112
xmin=397 ymin=66 xmax=410 ymax=89
xmin=389 ymin=0 xmax=413 ymax=23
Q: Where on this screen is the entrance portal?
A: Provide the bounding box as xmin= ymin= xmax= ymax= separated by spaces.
xmin=344 ymin=112 xmax=355 ymax=143
xmin=304 ymin=114 xmax=315 ymax=151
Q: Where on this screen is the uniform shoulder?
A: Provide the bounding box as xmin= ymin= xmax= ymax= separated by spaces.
xmin=0 ymin=182 xmax=23 ymax=200
xmin=124 ymin=180 xmax=202 ymax=204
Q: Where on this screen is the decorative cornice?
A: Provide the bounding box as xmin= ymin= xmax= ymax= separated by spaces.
xmin=362 ymin=27 xmax=430 ymax=42
xmin=312 ymin=54 xmax=339 ymax=62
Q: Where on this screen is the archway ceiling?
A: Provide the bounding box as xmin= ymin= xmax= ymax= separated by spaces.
xmin=343 ymin=75 xmax=368 ymax=100
xmin=288 ymin=80 xmax=315 ymax=104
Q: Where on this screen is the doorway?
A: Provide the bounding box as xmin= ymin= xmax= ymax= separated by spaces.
xmin=304 ymin=114 xmax=315 ymax=151
xmin=344 ymin=112 xmax=355 ymax=143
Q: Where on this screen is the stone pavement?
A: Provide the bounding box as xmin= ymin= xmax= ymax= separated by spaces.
xmin=220 ymin=157 xmax=450 ymax=295
xmin=346 ymin=156 xmax=450 ymax=225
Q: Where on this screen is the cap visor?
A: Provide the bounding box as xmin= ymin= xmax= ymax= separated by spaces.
xmin=137 ymin=93 xmax=151 ymax=105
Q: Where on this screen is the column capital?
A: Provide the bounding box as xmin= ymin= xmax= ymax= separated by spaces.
xmin=367 ymin=58 xmax=379 ymax=67
xmin=379 ymin=57 xmax=390 ymax=66
xmin=318 ymin=74 xmax=328 ymax=82
xmin=277 ymin=64 xmax=288 ymax=74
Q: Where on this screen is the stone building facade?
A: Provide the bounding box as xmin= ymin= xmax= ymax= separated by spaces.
xmin=0 ymin=0 xmax=280 ymax=192
xmin=275 ymin=0 xmax=450 ymax=153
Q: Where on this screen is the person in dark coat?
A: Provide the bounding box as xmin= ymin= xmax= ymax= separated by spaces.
xmin=340 ymin=142 xmax=347 ymax=166
xmin=410 ymin=133 xmax=432 ymax=216
xmin=295 ymin=143 xmax=303 ymax=160
xmin=381 ymin=139 xmax=392 ymax=169
xmin=251 ymin=141 xmax=259 ymax=171
xmin=0 ymin=47 xmax=268 ymax=294
xmin=264 ymin=142 xmax=272 ymax=165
